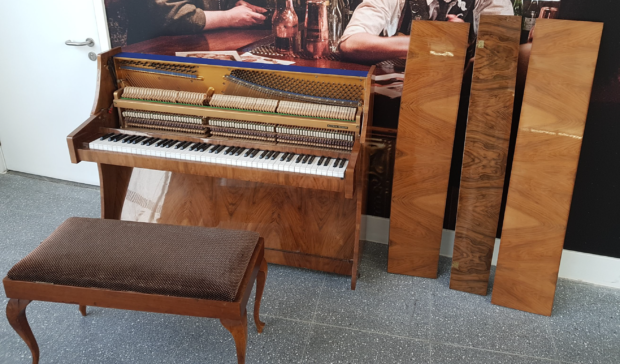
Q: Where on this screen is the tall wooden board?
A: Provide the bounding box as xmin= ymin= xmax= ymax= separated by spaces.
xmin=388 ymin=21 xmax=470 ymax=278
xmin=492 ymin=19 xmax=603 ymax=316
xmin=449 ymin=16 xmax=521 ymax=295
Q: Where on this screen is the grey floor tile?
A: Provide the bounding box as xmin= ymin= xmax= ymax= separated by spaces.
xmin=0 ymin=173 xmax=100 ymax=219
xmin=173 ymin=314 xmax=312 ymax=364
xmin=49 ymin=307 xmax=191 ymax=364
xmin=0 ymin=208 xmax=68 ymax=258
xmin=256 ymin=264 xmax=325 ymax=322
xmin=314 ymin=268 xmax=431 ymax=339
xmin=302 ymin=324 xmax=430 ymax=364
xmin=430 ymin=287 xmax=557 ymax=360
xmin=430 ymin=343 xmax=560 ymax=364
xmin=1 ymin=301 xmax=75 ymax=364
xmin=2 ymin=173 xmax=620 ymax=364
xmin=547 ymin=280 xmax=620 ymax=364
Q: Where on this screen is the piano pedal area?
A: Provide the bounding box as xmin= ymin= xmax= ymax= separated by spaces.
xmin=88 ymin=132 xmax=349 ymax=178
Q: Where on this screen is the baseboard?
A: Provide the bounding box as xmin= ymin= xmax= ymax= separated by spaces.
xmin=364 ymin=215 xmax=620 ymax=290
xmin=0 ymin=146 xmax=7 ymax=174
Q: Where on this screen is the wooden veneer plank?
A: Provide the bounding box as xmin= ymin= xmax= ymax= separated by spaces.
xmin=491 ymin=19 xmax=603 ymax=316
xmin=388 ymin=21 xmax=470 ymax=278
xmin=449 ymin=15 xmax=521 ymax=295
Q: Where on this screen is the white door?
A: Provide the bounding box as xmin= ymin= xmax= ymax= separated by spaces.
xmin=0 ymin=0 xmax=110 ymax=185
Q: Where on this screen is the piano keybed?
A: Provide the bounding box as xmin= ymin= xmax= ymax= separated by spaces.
xmin=89 ymin=133 xmax=349 ymax=178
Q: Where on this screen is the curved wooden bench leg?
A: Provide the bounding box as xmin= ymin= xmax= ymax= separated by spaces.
xmin=220 ymin=312 xmax=248 ymax=364
xmin=6 ymin=299 xmax=39 ymax=364
xmin=254 ymin=258 xmax=268 ymax=333
xmin=79 ymin=305 xmax=87 ymax=316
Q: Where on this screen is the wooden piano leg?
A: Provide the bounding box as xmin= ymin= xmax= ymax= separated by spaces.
xmin=98 ymin=163 xmax=133 ymax=220
xmin=351 ymin=144 xmax=368 ymax=290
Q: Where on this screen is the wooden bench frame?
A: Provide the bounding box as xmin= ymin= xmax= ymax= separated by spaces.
xmin=3 ymin=238 xmax=267 ymax=364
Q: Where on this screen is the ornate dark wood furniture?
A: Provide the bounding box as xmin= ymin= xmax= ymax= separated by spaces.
xmin=67 ymin=49 xmax=373 ymax=289
xmin=3 ymin=217 xmax=268 ymax=364
xmin=492 ymin=19 xmax=603 ymax=316
xmin=388 ymin=21 xmax=470 ymax=278
xmin=449 ymin=15 xmax=521 ymax=296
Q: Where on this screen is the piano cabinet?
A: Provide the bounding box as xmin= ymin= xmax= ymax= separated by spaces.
xmin=67 ymin=49 xmax=372 ymax=288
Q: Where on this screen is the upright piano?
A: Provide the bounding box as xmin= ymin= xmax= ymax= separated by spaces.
xmin=67 ymin=48 xmax=374 ymax=288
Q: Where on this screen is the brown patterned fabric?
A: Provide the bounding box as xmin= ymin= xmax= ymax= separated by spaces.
xmin=7 ymin=218 xmax=260 ymax=302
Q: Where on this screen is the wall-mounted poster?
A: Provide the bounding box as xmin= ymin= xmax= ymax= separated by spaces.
xmin=104 ymin=0 xmax=515 ymax=218
xmin=104 ymin=0 xmax=620 ymax=259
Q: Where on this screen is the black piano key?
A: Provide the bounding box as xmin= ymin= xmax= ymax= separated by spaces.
xmin=132 ymin=136 xmax=146 ymax=144
xmin=147 ymin=138 xmax=159 ymax=146
xmin=140 ymin=137 xmax=152 ymax=145
xmin=333 ymin=158 xmax=340 ymax=167
xmin=189 ymin=143 xmax=199 ymax=151
xmin=128 ymin=135 xmax=141 ymax=144
xmin=100 ymin=133 xmax=115 ymax=141
xmin=245 ymin=148 xmax=254 ymax=157
xmin=251 ymin=149 xmax=260 ymax=157
xmin=339 ymin=159 xmax=347 ymax=168
xmin=271 ymin=152 xmax=280 ymax=160
xmin=107 ymin=134 xmax=119 ymax=141
xmin=286 ymin=153 xmax=295 ymax=162
xmin=208 ymin=145 xmax=218 ymax=153
xmin=166 ymin=140 xmax=179 ymax=148
xmin=122 ymin=135 xmax=136 ymax=143
xmin=155 ymin=139 xmax=168 ymax=147
xmin=179 ymin=142 xmax=192 ymax=150
xmin=296 ymin=154 xmax=304 ymax=163
xmin=112 ymin=134 xmax=126 ymax=142
xmin=324 ymin=157 xmax=331 ymax=166
xmin=280 ymin=152 xmax=289 ymax=161
xmin=259 ymin=150 xmax=269 ymax=159
xmin=198 ymin=143 xmax=209 ymax=151
xmin=235 ymin=148 xmax=244 ymax=156
xmin=175 ymin=141 xmax=187 ymax=149
xmin=224 ymin=146 xmax=234 ymax=155
xmin=308 ymin=156 xmax=315 ymax=164
xmin=302 ymin=155 xmax=310 ymax=164
xmin=215 ymin=145 xmax=226 ymax=153
xmin=318 ymin=156 xmax=325 ymax=165
xmin=266 ymin=151 xmax=275 ymax=159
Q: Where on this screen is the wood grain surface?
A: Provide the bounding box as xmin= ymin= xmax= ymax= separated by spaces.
xmin=449 ymin=16 xmax=521 ymax=295
xmin=155 ymin=173 xmax=358 ymax=262
xmin=491 ymin=19 xmax=603 ymax=316
xmin=388 ymin=21 xmax=470 ymax=278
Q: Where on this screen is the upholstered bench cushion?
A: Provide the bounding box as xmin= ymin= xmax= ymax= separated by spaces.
xmin=7 ymin=217 xmax=260 ymax=302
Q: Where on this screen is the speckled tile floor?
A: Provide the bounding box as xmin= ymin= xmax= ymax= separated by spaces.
xmin=0 ymin=172 xmax=619 ymax=364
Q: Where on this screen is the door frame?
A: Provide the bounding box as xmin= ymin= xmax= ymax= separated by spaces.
xmin=92 ymin=0 xmax=111 ymax=52
xmin=0 ymin=142 xmax=7 ymax=174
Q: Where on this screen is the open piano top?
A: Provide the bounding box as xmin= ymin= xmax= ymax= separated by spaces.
xmin=67 ymin=49 xmax=374 ymax=198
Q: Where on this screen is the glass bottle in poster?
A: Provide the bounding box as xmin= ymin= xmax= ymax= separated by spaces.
xmin=328 ymin=0 xmax=343 ymax=52
xmin=523 ymin=0 xmax=540 ymax=31
xmin=273 ymin=0 xmax=299 ymax=54
xmin=513 ymin=0 xmax=523 ymax=16
xmin=304 ymin=0 xmax=330 ymax=57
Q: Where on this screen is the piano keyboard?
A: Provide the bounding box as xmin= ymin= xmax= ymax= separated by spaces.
xmin=89 ymin=134 xmax=349 ymax=178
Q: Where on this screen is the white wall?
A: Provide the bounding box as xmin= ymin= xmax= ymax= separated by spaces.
xmin=0 ymin=0 xmax=108 ymax=185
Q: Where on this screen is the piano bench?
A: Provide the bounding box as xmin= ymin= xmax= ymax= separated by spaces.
xmin=3 ymin=217 xmax=268 ymax=364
